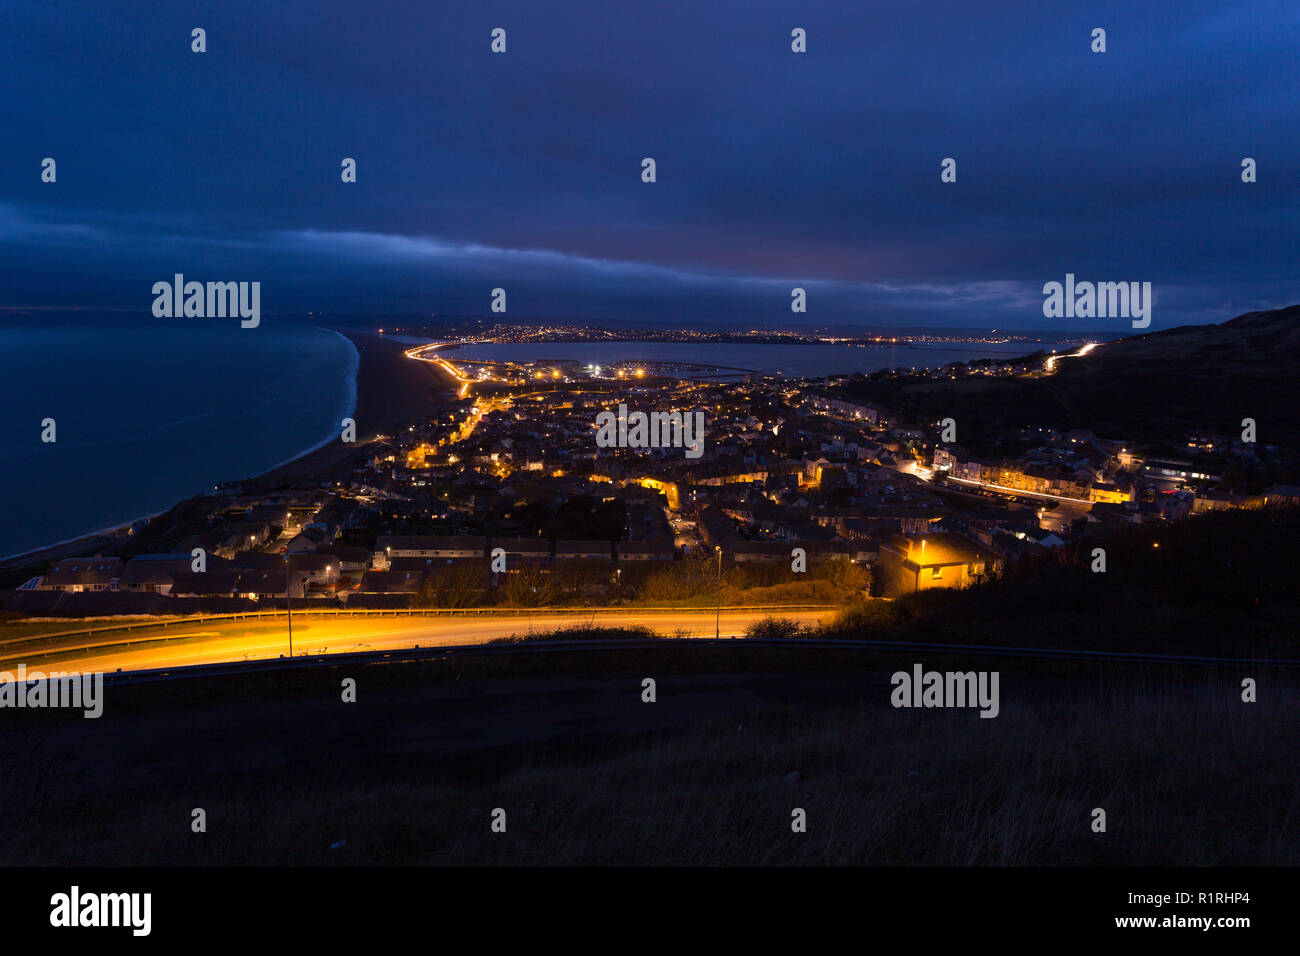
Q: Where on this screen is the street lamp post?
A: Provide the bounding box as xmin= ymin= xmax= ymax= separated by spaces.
xmin=286 ymin=563 xmax=293 ymax=657
xmin=715 ymin=546 xmax=722 ymax=639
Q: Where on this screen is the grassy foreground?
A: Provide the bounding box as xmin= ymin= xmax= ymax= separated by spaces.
xmin=4 ymin=654 xmax=1294 ymax=866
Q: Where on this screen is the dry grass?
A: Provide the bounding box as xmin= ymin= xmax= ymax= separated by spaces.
xmin=6 ymin=672 xmax=1294 ymax=866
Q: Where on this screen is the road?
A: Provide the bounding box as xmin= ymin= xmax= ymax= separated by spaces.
xmin=406 ymin=342 xmax=474 ymax=398
xmin=942 ymin=475 xmax=1094 ymax=531
xmin=14 ymin=608 xmax=834 ymax=675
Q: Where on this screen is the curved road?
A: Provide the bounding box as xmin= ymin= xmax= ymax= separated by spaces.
xmin=18 ymin=608 xmax=834 ymax=675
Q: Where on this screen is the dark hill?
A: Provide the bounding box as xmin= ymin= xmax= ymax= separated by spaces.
xmin=845 ymin=304 xmax=1300 ymax=448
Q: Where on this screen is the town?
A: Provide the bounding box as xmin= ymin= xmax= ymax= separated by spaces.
xmin=9 ymin=333 xmax=1295 ymax=620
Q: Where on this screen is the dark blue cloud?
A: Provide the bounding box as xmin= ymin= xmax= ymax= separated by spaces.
xmin=1 ymin=0 xmax=1297 ymax=328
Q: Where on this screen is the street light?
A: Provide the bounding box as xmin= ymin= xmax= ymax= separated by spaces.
xmin=715 ymin=546 xmax=722 ymax=639
xmin=285 ymin=562 xmax=293 ymax=658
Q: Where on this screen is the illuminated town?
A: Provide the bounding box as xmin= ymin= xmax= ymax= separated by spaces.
xmin=8 ymin=331 xmax=1295 ymax=635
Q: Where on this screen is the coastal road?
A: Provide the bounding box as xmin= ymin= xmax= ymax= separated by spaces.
xmin=13 ymin=608 xmax=835 ymax=675
xmin=941 ymin=476 xmax=1094 ymax=532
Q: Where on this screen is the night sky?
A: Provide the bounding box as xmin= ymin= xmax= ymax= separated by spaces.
xmin=2 ymin=0 xmax=1297 ymax=328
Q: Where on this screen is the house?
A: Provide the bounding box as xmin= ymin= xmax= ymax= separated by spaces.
xmin=846 ymin=536 xmax=883 ymax=564
xmin=803 ymin=456 xmax=832 ymax=481
xmin=119 ymin=554 xmax=216 ymax=595
xmin=615 ymin=540 xmax=675 ymax=562
xmin=807 ymin=394 xmax=887 ymax=426
xmin=222 ymin=521 xmax=272 ymax=553
xmin=555 ymin=540 xmax=613 ymax=562
xmin=1025 ymin=528 xmax=1066 ymax=548
xmin=696 ymin=505 xmax=740 ymax=547
xmin=247 ymin=504 xmax=293 ymax=528
xmin=877 ymin=533 xmax=1003 ymax=597
xmin=287 ymin=553 xmax=340 ymax=591
xmin=38 ymin=556 xmax=124 ymax=592
xmin=488 ymin=538 xmax=553 ymax=562
xmin=355 ymin=569 xmax=426 ymax=594
xmin=282 ymin=523 xmax=335 ymax=555
xmin=1089 ymin=482 xmax=1131 ymax=504
xmin=374 ymin=535 xmax=488 ymax=567
xmin=235 ymin=570 xmax=301 ymax=600
xmin=170 ymin=570 xmax=241 ymax=598
xmin=231 ymin=550 xmax=286 ymax=571
xmin=731 ymin=541 xmax=796 ymax=564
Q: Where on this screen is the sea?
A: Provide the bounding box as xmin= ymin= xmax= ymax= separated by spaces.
xmin=0 ymin=315 xmax=357 ymax=561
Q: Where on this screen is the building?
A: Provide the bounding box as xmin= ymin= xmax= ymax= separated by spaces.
xmin=555 ymin=540 xmax=613 ymax=562
xmin=1262 ymin=485 xmax=1300 ymax=507
xmin=287 ymin=553 xmax=340 ymax=591
xmin=373 ymin=535 xmax=488 ymax=567
xmin=118 ymin=554 xmax=206 ymax=595
xmin=37 ymin=556 xmax=124 ymax=592
xmin=731 ymin=540 xmax=849 ymax=564
xmin=807 ymin=393 xmax=888 ymax=427
xmin=615 ymin=540 xmax=676 ymax=562
xmin=355 ymin=569 xmax=427 ymax=594
xmin=1089 ymin=482 xmax=1132 ymax=504
xmin=235 ymin=570 xmax=301 ymax=600
xmin=877 ymin=533 xmax=1003 ymax=597
xmin=488 ymin=538 xmax=553 ymax=563
xmin=169 ymin=570 xmax=241 ymax=598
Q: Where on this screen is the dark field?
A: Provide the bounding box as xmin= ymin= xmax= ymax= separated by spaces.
xmin=3 ymin=644 xmax=1295 ymax=866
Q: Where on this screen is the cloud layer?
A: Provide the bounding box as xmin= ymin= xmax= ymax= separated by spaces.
xmin=2 ymin=0 xmax=1297 ymax=328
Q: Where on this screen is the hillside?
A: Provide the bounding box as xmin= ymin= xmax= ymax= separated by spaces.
xmin=846 ymin=304 xmax=1300 ymax=448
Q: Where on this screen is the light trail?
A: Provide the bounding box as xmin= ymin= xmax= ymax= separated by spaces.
xmin=945 ymin=475 xmax=1094 ymax=504
xmin=405 ymin=342 xmax=473 ymax=397
xmin=6 ymin=608 xmax=837 ymax=676
xmin=1044 ymin=341 xmax=1098 ymax=372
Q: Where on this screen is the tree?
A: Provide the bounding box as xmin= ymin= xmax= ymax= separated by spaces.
xmin=501 ymin=563 xmax=561 ymax=607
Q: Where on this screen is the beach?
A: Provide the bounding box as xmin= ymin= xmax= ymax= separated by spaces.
xmin=260 ymin=330 xmax=457 ymax=479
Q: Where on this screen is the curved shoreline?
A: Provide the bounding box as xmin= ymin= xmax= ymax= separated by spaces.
xmin=0 ymin=329 xmax=456 ymax=570
xmin=252 ymin=327 xmax=360 ymax=476
xmin=258 ymin=329 xmax=458 ymax=480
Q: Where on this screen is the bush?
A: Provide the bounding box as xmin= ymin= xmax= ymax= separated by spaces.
xmin=818 ymin=599 xmax=907 ymax=637
xmin=744 ymin=616 xmax=814 ymax=640
xmin=489 ymin=624 xmax=660 ymax=644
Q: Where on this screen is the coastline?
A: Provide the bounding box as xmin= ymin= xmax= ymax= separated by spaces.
xmin=0 ymin=329 xmax=458 ymax=572
xmin=0 ymin=519 xmax=151 ymax=571
xmin=250 ymin=327 xmax=360 ymax=476
xmin=258 ymin=329 xmax=457 ymax=480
